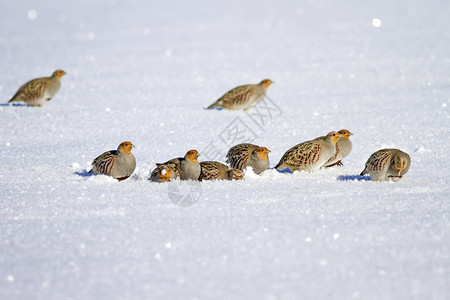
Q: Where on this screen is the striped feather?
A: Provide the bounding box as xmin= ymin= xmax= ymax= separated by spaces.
xmin=365 ymin=150 xmax=392 ymax=172
xmin=275 ymin=142 xmax=322 ymax=170
xmin=90 ymin=150 xmax=117 ymax=176
xmin=226 ymin=144 xmax=252 ymax=170
xmin=207 ymin=82 xmax=267 ymax=110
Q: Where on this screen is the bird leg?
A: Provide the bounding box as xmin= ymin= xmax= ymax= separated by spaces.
xmin=326 ymin=160 xmax=343 ymax=168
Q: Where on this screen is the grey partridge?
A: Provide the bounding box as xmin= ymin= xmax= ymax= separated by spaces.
xmin=206 ymin=79 xmax=273 ymax=110
xmin=89 ymin=141 xmax=136 ymax=181
xmin=8 ymin=70 xmax=66 ymax=107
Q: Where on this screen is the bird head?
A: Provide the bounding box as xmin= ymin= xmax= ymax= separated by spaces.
xmin=185 ymin=150 xmax=200 ymax=163
xmin=253 ymin=147 xmax=271 ymax=160
xmin=158 ymin=167 xmax=173 ymax=182
xmin=259 ymin=79 xmax=273 ymax=89
xmin=326 ymin=132 xmax=342 ymax=144
xmin=338 ymin=129 xmax=353 ymax=140
xmin=119 ymin=141 xmax=135 ymax=154
xmin=53 ymin=70 xmax=67 ymax=79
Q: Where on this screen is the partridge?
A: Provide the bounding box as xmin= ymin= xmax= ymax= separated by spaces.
xmin=150 ymin=164 xmax=177 ymax=183
xmin=156 ymin=150 xmax=201 ymax=180
xmin=199 ymin=161 xmax=244 ymax=181
xmin=275 ymin=132 xmax=342 ymax=172
xmin=360 ymin=149 xmax=411 ymax=182
xmin=154 ymin=158 xmax=181 ymax=178
xmin=89 ymin=141 xmax=136 ymax=181
xmin=206 ymin=79 xmax=273 ymax=110
xmin=8 ymin=70 xmax=66 ymax=107
xmin=324 ymin=129 xmax=353 ymax=167
xmin=226 ymin=143 xmax=270 ymax=174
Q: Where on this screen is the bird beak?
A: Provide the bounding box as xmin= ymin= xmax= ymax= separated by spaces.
xmin=131 ymin=144 xmax=136 ymax=148
xmin=197 ymin=153 xmax=201 ymax=158
xmin=267 ymin=149 xmax=271 ymax=153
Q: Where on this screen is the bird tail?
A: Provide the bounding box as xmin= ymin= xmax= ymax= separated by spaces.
xmin=206 ymin=101 xmax=219 ymax=109
xmin=274 ymin=160 xmax=285 ymax=169
xmin=8 ymin=98 xmax=15 ymax=103
xmin=360 ymin=167 xmax=367 ymax=176
xmin=205 ymin=99 xmax=225 ymax=110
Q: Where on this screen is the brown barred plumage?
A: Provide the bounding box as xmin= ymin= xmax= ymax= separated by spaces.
xmin=206 ymin=79 xmax=273 ymax=110
xmin=199 ymin=161 xmax=243 ymax=181
xmin=360 ymin=149 xmax=410 ymax=181
xmin=275 ymin=132 xmax=341 ymax=172
xmin=8 ymin=70 xmax=66 ymax=107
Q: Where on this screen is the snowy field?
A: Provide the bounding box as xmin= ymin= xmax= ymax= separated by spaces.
xmin=1 ymin=0 xmax=449 ymax=299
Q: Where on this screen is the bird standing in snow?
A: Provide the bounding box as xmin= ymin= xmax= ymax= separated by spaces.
xmin=226 ymin=143 xmax=271 ymax=174
xmin=360 ymin=149 xmax=410 ymax=181
xmin=275 ymin=132 xmax=342 ymax=172
xmin=89 ymin=141 xmax=136 ymax=181
xmin=206 ymin=79 xmax=273 ymax=110
xmin=7 ymin=70 xmax=66 ymax=107
xmin=199 ymin=161 xmax=244 ymax=181
xmin=324 ymin=129 xmax=353 ymax=167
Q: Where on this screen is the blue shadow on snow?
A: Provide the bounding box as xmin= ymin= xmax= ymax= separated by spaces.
xmin=74 ymin=170 xmax=94 ymax=178
xmin=274 ymin=168 xmax=293 ymax=174
xmin=337 ymin=175 xmax=371 ymax=181
xmin=0 ymin=103 xmax=30 ymax=107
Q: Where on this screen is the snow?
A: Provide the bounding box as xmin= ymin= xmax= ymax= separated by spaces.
xmin=1 ymin=0 xmax=449 ymax=299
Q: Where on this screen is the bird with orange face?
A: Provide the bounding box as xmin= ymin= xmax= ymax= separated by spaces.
xmin=324 ymin=129 xmax=353 ymax=167
xmin=275 ymin=132 xmax=342 ymax=172
xmin=226 ymin=143 xmax=271 ymax=174
xmin=7 ymin=70 xmax=67 ymax=107
xmin=89 ymin=141 xmax=136 ymax=181
xmin=150 ymin=164 xmax=177 ymax=183
xmin=206 ymin=79 xmax=273 ymax=110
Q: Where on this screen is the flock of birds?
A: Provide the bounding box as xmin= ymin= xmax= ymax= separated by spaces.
xmin=5 ymin=70 xmax=411 ymax=182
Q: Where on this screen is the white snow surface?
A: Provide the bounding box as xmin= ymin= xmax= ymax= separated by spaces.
xmin=1 ymin=0 xmax=449 ymax=299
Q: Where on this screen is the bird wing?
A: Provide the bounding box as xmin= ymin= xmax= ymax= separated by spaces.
xmin=226 ymin=144 xmax=251 ymax=170
xmin=199 ymin=162 xmax=221 ymax=180
xmin=207 ymin=84 xmax=255 ymax=109
xmin=278 ymin=142 xmax=322 ymax=170
xmin=365 ymin=149 xmax=392 ymax=172
xmin=220 ymin=85 xmax=255 ymax=107
xmin=91 ymin=150 xmax=117 ymax=175
xmin=9 ymin=78 xmax=48 ymax=102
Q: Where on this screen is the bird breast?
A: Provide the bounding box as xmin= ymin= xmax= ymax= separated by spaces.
xmin=46 ymin=78 xmax=61 ymax=96
xmin=114 ymin=153 xmax=136 ymax=177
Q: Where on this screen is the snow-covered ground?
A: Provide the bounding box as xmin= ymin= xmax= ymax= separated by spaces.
xmin=1 ymin=0 xmax=449 ymax=299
